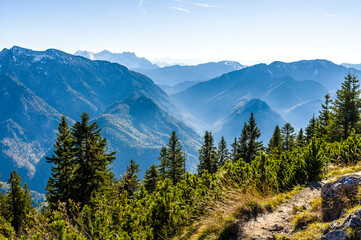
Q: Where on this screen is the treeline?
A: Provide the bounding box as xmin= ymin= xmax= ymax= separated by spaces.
xmin=1 ymin=73 xmax=361 ymax=239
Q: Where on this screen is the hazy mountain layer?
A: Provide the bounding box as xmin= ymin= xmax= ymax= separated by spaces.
xmin=75 ymin=50 xmax=159 ymax=70
xmin=159 ymin=81 xmax=201 ymax=95
xmin=96 ymin=94 xmax=201 ymax=175
xmin=173 ymin=60 xmax=356 ymax=129
xmin=139 ymin=61 xmax=245 ymax=86
xmin=341 ymin=63 xmax=361 ymax=71
xmin=213 ymin=99 xmax=285 ymax=144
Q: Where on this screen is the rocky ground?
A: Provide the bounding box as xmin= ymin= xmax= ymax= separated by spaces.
xmin=237 ymin=171 xmax=361 ymax=240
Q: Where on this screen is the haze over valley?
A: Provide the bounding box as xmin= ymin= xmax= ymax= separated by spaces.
xmin=0 ymin=45 xmax=359 ymax=192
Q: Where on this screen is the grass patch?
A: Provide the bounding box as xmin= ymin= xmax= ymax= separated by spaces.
xmin=310 ymin=197 xmax=322 ymax=212
xmin=283 ymin=196 xmax=361 ymax=239
xmin=325 ymin=164 xmax=361 ymax=180
xmin=174 ymin=186 xmax=303 ymax=240
xmin=292 ymin=205 xmax=306 ymax=215
xmin=293 ymin=212 xmax=320 ymax=230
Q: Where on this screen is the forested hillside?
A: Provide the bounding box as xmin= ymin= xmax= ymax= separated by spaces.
xmin=0 ymin=46 xmax=201 ymax=192
xmin=1 ymin=73 xmax=361 ymax=239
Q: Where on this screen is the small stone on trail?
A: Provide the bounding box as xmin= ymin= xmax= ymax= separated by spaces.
xmin=271 ymin=224 xmax=284 ymax=232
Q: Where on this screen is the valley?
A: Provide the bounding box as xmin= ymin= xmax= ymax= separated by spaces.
xmin=1 ymin=46 xmax=360 ymax=193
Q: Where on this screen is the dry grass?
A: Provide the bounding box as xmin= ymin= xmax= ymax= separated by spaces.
xmin=174 ymin=186 xmax=303 ymax=240
xmin=284 ymin=206 xmax=361 ymax=240
xmin=325 ymin=164 xmax=361 ymax=180
xmin=279 ymin=182 xmax=361 ymax=239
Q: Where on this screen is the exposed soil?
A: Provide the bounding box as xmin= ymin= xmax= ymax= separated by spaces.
xmin=232 ymin=171 xmax=361 ymax=240
xmin=238 ymin=181 xmax=323 ymax=240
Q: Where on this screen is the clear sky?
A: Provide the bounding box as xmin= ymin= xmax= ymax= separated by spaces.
xmin=1 ymin=0 xmax=361 ymax=65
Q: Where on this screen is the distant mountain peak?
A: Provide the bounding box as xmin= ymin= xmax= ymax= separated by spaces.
xmin=104 ymin=93 xmax=158 ymax=116
xmin=341 ymin=63 xmax=361 ymax=71
xmin=74 ymin=50 xmax=159 ymax=70
xmin=213 ymin=98 xmax=284 ymax=143
xmin=7 ymin=46 xmax=33 ymax=56
xmin=270 ymin=59 xmax=337 ymax=68
xmin=120 ymin=51 xmax=137 ymax=57
xmin=74 ymin=50 xmax=95 ymax=60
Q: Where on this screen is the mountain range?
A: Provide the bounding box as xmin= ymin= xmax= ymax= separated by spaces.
xmin=173 ymin=60 xmax=359 ymax=139
xmin=213 ymin=98 xmax=285 ymax=144
xmin=74 ymin=49 xmax=245 ymax=94
xmin=1 ymin=46 xmax=360 ymax=193
xmin=138 ymin=61 xmax=245 ymax=86
xmin=0 ymin=46 xmax=201 ymax=192
xmin=341 ymin=63 xmax=361 ymax=71
xmin=75 ymin=50 xmax=159 ymax=70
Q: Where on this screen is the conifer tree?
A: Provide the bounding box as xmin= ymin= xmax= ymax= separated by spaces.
xmin=296 ymin=128 xmax=306 ymax=147
xmin=71 ymin=113 xmax=116 ymax=207
xmin=245 ymin=113 xmax=263 ymax=163
xmin=166 ymin=131 xmax=186 ymax=184
xmin=197 ymin=131 xmax=218 ymax=175
xmin=238 ymin=123 xmax=249 ymax=161
xmin=318 ymin=93 xmax=332 ymax=137
xmin=281 ymin=123 xmax=295 ymax=152
xmin=46 ymin=115 xmax=74 ymax=210
xmin=332 ymin=73 xmax=361 ymax=139
xmin=231 ymin=137 xmax=239 ymax=162
xmin=217 ymin=136 xmax=229 ymax=167
xmin=157 ymin=146 xmax=169 ymax=179
xmin=120 ymin=159 xmax=141 ymax=197
xmin=268 ymin=125 xmax=282 ymax=152
xmin=5 ymin=171 xmax=34 ymax=234
xmin=305 ymin=115 xmax=318 ymax=142
xmin=144 ymin=164 xmax=159 ymax=194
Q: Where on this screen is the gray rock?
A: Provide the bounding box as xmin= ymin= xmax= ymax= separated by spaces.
xmin=321 ymin=175 xmax=361 ymax=221
xmin=321 ymin=175 xmax=361 ymax=200
xmin=342 ymin=210 xmax=361 ymax=227
xmin=270 ymin=224 xmax=283 ymax=232
xmin=321 ymin=230 xmax=347 ymax=240
xmin=329 ymin=221 xmax=340 ymax=230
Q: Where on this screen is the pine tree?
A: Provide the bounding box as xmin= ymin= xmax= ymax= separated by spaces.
xmin=268 ymin=125 xmax=282 ymax=152
xmin=217 ymin=136 xmax=229 ymax=167
xmin=332 ymin=73 xmax=361 ymax=139
xmin=305 ymin=115 xmax=318 ymax=142
xmin=46 ymin=115 xmax=74 ymax=210
xmin=281 ymin=123 xmax=295 ymax=151
xmin=157 ymin=146 xmax=169 ymax=179
xmin=238 ymin=123 xmax=249 ymax=161
xmin=5 ymin=171 xmax=34 ymax=234
xmin=231 ymin=137 xmax=239 ymax=162
xmin=296 ymin=128 xmax=306 ymax=147
xmin=120 ymin=159 xmax=141 ymax=197
xmin=245 ymin=113 xmax=263 ymax=163
xmin=197 ymin=131 xmax=218 ymax=175
xmin=144 ymin=164 xmax=159 ymax=194
xmin=71 ymin=113 xmax=116 ymax=207
xmin=318 ymin=93 xmax=332 ymax=137
xmin=166 ymin=131 xmax=186 ymax=185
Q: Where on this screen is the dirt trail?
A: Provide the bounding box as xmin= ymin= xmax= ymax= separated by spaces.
xmin=237 ymin=171 xmax=361 ymax=240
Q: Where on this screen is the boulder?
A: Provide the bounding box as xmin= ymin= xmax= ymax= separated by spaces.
xmin=342 ymin=209 xmax=361 ymax=228
xmin=321 ymin=230 xmax=347 ymax=240
xmin=321 ymin=175 xmax=361 ymax=221
xmin=321 ymin=210 xmax=361 ymax=240
xmin=321 ymin=175 xmax=361 ymax=200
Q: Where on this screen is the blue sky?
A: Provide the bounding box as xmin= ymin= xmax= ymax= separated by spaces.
xmin=0 ymin=0 xmax=361 ymax=65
